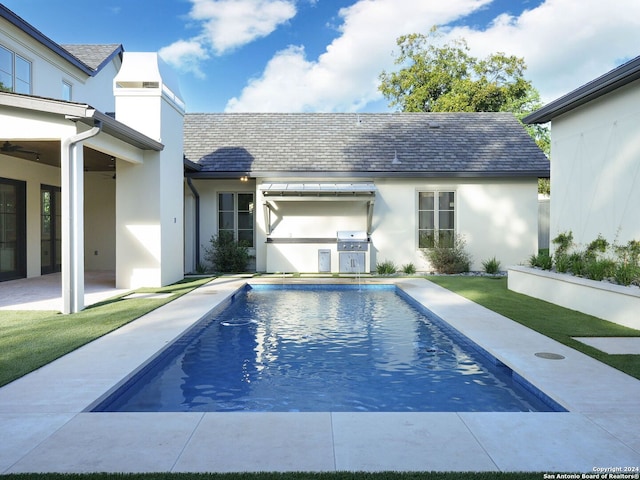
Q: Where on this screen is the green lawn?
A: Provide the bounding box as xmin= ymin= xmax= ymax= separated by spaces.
xmin=427 ymin=275 xmax=640 ymax=380
xmin=0 ymin=472 xmax=549 ymax=480
xmin=0 ymin=277 xmax=213 ymax=387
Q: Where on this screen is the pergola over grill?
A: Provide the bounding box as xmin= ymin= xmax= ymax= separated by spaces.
xmin=259 ymin=182 xmax=376 ymax=235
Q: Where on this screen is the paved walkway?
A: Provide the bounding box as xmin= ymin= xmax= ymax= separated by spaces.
xmin=0 ymin=277 xmax=639 ymax=473
xmin=0 ymin=271 xmax=130 ymax=311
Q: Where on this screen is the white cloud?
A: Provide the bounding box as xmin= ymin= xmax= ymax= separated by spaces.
xmin=225 ymin=0 xmax=640 ymax=112
xmin=159 ymin=39 xmax=209 ymax=79
xmin=446 ymin=0 xmax=640 ymax=103
xmin=226 ymin=0 xmax=492 ymax=111
xmin=160 ymin=0 xmax=296 ymax=76
xmin=191 ymin=0 xmax=296 ymax=54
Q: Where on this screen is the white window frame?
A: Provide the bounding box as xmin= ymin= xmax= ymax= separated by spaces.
xmin=0 ymin=45 xmax=32 ymax=94
xmin=417 ymin=190 xmax=456 ymax=249
xmin=62 ymin=80 xmax=72 ymax=101
xmin=217 ymin=192 xmax=255 ymax=248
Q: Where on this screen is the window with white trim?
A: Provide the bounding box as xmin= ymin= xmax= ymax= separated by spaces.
xmin=218 ymin=192 xmax=254 ymax=247
xmin=62 ymin=81 xmax=72 ymax=101
xmin=0 ymin=45 xmax=31 ymax=94
xmin=418 ymin=191 xmax=455 ymax=248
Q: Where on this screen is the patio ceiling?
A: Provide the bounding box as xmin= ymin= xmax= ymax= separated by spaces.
xmin=0 ymin=139 xmax=115 ymax=172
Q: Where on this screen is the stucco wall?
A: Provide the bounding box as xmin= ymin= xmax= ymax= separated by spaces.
xmin=188 ymin=179 xmax=257 ymax=271
xmin=550 ymin=81 xmax=640 ymax=249
xmin=187 ymin=177 xmax=539 ymax=274
xmin=372 ymin=178 xmax=538 ymax=272
xmin=84 ymin=172 xmax=115 ymax=270
xmin=1 ymin=18 xmax=117 ymax=112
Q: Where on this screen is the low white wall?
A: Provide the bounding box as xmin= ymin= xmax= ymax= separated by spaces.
xmin=265 ymin=243 xmax=371 ymax=274
xmin=508 ymin=265 xmax=640 ymax=330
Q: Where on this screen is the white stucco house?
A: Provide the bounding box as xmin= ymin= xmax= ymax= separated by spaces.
xmin=183 ymin=112 xmax=548 ymax=275
xmin=1 ymin=4 xmax=549 ymax=312
xmin=0 ymin=5 xmax=184 ymax=312
xmin=523 ymin=55 xmax=640 ymax=250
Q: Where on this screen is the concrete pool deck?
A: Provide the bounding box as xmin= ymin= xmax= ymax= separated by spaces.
xmin=1 ymin=276 xmax=639 ymax=473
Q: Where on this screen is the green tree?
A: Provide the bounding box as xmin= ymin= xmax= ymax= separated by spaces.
xmin=379 ymin=29 xmax=541 ymax=115
xmin=379 ymin=29 xmax=550 ymax=193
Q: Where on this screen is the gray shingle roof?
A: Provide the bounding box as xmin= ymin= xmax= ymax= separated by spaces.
xmin=184 ymin=112 xmax=549 ymax=178
xmin=524 ymin=54 xmax=640 ymax=124
xmin=61 ymin=44 xmax=122 ymax=72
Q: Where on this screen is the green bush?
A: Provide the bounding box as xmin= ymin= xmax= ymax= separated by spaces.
xmin=585 ymin=258 xmax=616 ymax=281
xmin=554 ymin=253 xmax=570 ymax=273
xmin=422 ymin=233 xmax=471 ymax=274
xmin=481 ymin=256 xmax=501 ymax=274
xmin=552 ymin=231 xmax=574 ymax=255
xmin=376 ymin=259 xmax=397 ymax=275
xmin=204 ymin=232 xmax=251 ymax=273
xmin=614 ymin=263 xmax=640 ymax=286
xmin=529 ymin=251 xmax=552 ymax=270
xmin=401 ymin=263 xmax=416 ymax=274
xmin=541 ymin=231 xmax=640 ymax=287
xmin=568 ymin=251 xmax=587 ymax=276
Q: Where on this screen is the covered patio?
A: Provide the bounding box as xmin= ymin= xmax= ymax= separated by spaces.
xmin=0 ymin=271 xmax=130 ymax=311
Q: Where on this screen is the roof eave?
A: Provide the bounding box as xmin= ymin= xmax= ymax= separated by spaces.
xmin=0 ymin=91 xmax=163 ymax=151
xmin=0 ymin=5 xmax=95 ymax=76
xmin=186 ymin=170 xmax=549 ymax=179
xmin=92 ymin=45 xmax=124 ymax=74
xmin=524 ymin=56 xmax=640 ymax=124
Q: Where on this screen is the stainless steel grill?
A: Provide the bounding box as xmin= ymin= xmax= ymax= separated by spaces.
xmin=337 ymin=230 xmax=369 ymax=251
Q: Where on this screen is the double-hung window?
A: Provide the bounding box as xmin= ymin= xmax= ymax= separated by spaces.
xmin=0 ymin=45 xmax=31 ymax=94
xmin=218 ymin=192 xmax=254 ymax=247
xmin=418 ymin=191 xmax=455 ymax=248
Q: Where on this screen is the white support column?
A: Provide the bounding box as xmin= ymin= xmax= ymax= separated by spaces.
xmin=60 ymin=120 xmax=102 ymax=314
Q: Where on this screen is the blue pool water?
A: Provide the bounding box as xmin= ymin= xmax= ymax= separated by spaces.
xmin=93 ymin=285 xmax=560 ymax=413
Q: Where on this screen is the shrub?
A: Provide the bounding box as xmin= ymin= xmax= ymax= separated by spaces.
xmin=203 ymin=232 xmax=251 ymax=273
xmin=614 ymin=263 xmax=640 ymax=286
xmin=481 ymin=256 xmax=501 ymax=275
xmin=422 ymin=233 xmax=471 ymax=274
xmin=552 ymin=231 xmax=574 ymax=256
xmin=554 ymin=253 xmax=570 ymax=273
xmin=401 ymin=263 xmax=416 ymax=274
xmin=585 ymin=234 xmax=609 ymax=259
xmin=376 ymin=259 xmax=397 ymax=275
xmin=584 ymin=259 xmax=616 ymax=281
xmin=529 ymin=251 xmax=552 ymax=270
xmin=568 ymin=252 xmax=587 ymax=276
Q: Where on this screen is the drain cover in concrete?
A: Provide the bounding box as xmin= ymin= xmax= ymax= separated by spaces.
xmin=534 ymin=352 xmax=566 ymax=360
xmin=573 ymin=337 xmax=640 ymax=354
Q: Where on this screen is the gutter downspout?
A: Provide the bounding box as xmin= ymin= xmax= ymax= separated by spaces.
xmin=61 ymin=118 xmax=102 ymax=314
xmin=186 ymin=177 xmax=200 ymax=269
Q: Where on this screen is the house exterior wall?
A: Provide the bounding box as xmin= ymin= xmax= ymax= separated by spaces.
xmin=188 ymin=178 xmax=256 ymax=270
xmin=187 ymin=176 xmax=538 ymax=274
xmin=113 ymin=52 xmax=185 ymax=288
xmin=549 ymin=80 xmax=640 ymax=249
xmin=84 ymin=172 xmax=115 ymax=270
xmin=371 ymin=178 xmax=537 ymax=272
xmin=0 ymin=18 xmax=117 ymax=111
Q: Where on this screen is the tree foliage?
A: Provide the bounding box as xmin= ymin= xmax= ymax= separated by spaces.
xmin=379 ymin=28 xmax=550 ymax=193
xmin=379 ymin=29 xmax=541 ymax=115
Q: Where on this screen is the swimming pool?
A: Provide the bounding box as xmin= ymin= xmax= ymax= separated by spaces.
xmin=93 ymin=285 xmax=560 ymax=413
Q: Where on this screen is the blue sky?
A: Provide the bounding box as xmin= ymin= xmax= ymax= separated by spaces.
xmin=4 ymin=0 xmax=640 ymax=113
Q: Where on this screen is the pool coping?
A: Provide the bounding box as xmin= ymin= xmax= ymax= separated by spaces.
xmin=1 ymin=276 xmax=639 ymax=473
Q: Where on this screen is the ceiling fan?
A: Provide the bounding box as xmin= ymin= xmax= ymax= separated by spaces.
xmin=1 ymin=141 xmax=39 ymax=157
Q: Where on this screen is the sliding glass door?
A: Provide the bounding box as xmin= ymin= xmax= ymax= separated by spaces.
xmin=0 ymin=178 xmax=26 ymax=281
xmin=41 ymin=185 xmax=61 ymax=274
